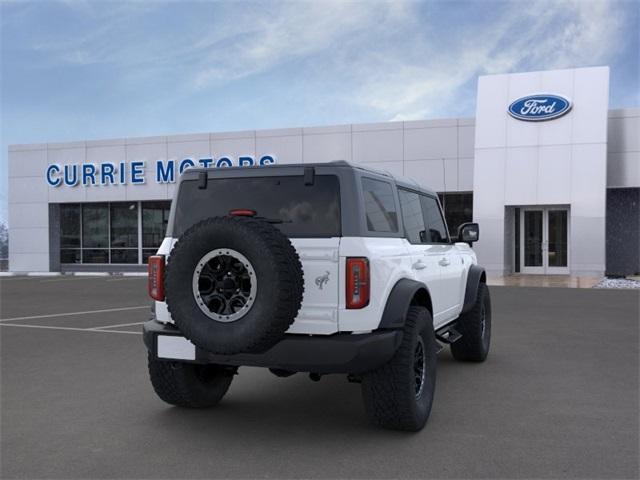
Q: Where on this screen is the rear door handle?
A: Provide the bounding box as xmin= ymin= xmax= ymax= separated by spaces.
xmin=438 ymin=257 xmax=450 ymax=267
xmin=412 ymin=260 xmax=427 ymax=270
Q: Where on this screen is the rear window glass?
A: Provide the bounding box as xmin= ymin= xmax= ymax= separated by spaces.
xmin=362 ymin=177 xmax=398 ymax=233
xmin=173 ymin=175 xmax=341 ymax=237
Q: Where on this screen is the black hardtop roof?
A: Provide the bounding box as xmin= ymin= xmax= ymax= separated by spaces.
xmin=182 ymin=160 xmax=437 ymax=197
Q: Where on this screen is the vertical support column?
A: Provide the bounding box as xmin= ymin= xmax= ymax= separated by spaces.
xmin=48 ymin=204 xmax=61 ymax=272
xmin=137 ymin=202 xmax=143 ymax=264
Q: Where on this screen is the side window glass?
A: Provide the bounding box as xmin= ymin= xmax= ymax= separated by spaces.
xmin=399 ymin=189 xmax=427 ymax=244
xmin=420 ymin=195 xmax=449 ymax=243
xmin=361 ymin=178 xmax=398 ymax=233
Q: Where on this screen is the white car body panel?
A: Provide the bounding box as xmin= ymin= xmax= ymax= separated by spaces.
xmin=154 ymin=233 xmax=476 ymax=334
xmin=285 ymin=237 xmax=340 ymax=334
xmin=338 ymin=237 xmax=412 ymax=332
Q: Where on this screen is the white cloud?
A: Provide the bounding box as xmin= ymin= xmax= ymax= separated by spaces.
xmin=349 ymin=0 xmax=626 ymax=120
xmin=16 ymin=0 xmax=630 ymax=121
xmin=190 ymin=1 xmax=412 ymax=89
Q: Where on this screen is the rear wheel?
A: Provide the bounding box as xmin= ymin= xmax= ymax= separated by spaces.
xmin=148 ymin=354 xmax=236 ymax=408
xmin=451 ymin=283 xmax=491 ymax=362
xmin=361 ymin=306 xmax=437 ymax=431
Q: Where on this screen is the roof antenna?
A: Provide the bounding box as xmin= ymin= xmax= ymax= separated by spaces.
xmin=198 ymin=171 xmax=208 ymax=189
xmin=441 ymin=158 xmax=446 ymax=213
xmin=304 ymin=166 xmax=315 ymax=186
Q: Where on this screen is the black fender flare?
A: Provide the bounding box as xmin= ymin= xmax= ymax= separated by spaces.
xmin=462 ymin=265 xmax=486 ymax=314
xmin=378 ymin=278 xmax=432 ymax=330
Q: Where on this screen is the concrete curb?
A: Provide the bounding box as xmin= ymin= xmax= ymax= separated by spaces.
xmin=1 ymin=271 xmax=148 ymax=277
xmin=71 ymin=272 xmax=147 ymax=277
xmin=71 ymin=272 xmax=110 ymax=277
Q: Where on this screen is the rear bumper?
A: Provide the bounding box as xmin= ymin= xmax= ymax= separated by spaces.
xmin=143 ymin=320 xmax=402 ymax=374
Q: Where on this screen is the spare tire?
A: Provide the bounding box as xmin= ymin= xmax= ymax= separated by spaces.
xmin=165 ymin=216 xmax=304 ymax=355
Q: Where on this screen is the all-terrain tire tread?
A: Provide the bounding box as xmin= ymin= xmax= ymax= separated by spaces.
xmin=450 ymin=282 xmax=491 ymax=362
xmin=361 ymin=306 xmax=437 ymax=431
xmin=147 ymin=354 xmax=234 ymax=408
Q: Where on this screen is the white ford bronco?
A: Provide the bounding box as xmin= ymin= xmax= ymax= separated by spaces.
xmin=143 ymin=161 xmax=491 ymax=431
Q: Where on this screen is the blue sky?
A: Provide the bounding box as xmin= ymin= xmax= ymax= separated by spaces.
xmin=1 ymin=0 xmax=639 ymax=223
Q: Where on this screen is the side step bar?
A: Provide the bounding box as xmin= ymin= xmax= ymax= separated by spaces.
xmin=434 ymin=324 xmax=462 ymax=353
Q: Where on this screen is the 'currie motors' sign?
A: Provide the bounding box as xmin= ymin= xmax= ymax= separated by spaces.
xmin=45 ymin=155 xmax=276 ymax=187
xmin=508 ymin=94 xmax=572 ymax=122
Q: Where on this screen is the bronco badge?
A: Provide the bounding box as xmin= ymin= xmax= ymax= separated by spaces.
xmin=315 ymin=271 xmax=330 ymax=290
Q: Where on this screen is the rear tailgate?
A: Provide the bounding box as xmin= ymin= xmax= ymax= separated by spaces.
xmin=288 ymin=238 xmax=340 ymax=334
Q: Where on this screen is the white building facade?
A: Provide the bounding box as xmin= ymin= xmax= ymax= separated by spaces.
xmin=7 ymin=66 xmax=640 ymax=277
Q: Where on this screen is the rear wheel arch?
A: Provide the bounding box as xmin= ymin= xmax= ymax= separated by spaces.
xmin=378 ymin=279 xmax=433 ymax=330
xmin=410 ymin=287 xmax=433 ymax=317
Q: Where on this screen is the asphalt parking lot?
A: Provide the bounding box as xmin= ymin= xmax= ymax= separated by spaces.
xmin=1 ymin=277 xmax=638 ymax=479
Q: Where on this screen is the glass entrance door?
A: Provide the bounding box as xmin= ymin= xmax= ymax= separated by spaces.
xmin=547 ymin=210 xmax=569 ymax=273
xmin=522 ymin=210 xmax=545 ymax=274
xmin=519 ymin=207 xmax=569 ymax=274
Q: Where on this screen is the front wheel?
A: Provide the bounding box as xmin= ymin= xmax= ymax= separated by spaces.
xmin=148 ymin=354 xmax=236 ymax=408
xmin=451 ymin=282 xmax=491 ymax=362
xmin=361 ymin=306 xmax=437 ymax=431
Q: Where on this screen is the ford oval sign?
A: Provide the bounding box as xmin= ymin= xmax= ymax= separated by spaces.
xmin=508 ymin=94 xmax=572 ymax=121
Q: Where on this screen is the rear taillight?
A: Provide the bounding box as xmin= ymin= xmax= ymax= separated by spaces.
xmin=346 ymin=257 xmax=369 ymax=309
xmin=148 ymin=255 xmax=165 ymax=301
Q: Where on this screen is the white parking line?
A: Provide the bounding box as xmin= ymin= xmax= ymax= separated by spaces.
xmin=106 ymin=277 xmax=146 ymax=282
xmin=0 ymin=323 xmax=142 ymax=335
xmin=0 ymin=306 xmax=149 ymax=323
xmin=40 ymin=277 xmax=111 ymax=283
xmin=90 ymin=321 xmax=146 ymax=330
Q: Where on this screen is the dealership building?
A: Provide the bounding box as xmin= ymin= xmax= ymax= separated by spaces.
xmin=7 ymin=66 xmax=640 ymax=277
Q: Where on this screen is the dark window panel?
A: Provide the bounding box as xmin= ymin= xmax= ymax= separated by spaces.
xmin=523 ymin=210 xmax=543 ymax=267
xmin=60 ymin=249 xmax=81 ymax=264
xmin=142 ymin=249 xmax=159 ymax=264
xmin=514 ymin=208 xmax=520 ymax=273
xmin=362 ymin=177 xmax=398 ymax=233
xmin=398 ymin=189 xmax=427 ymax=244
xmin=438 ymin=192 xmax=473 ymax=236
xmin=606 ymin=187 xmax=640 ymax=276
xmin=142 ymin=201 xmax=171 ymax=248
xmin=110 ymin=249 xmax=139 ymax=264
xmin=82 ymin=204 xmax=109 ymax=248
xmin=82 ymin=249 xmax=109 ymax=264
xmin=420 ymin=196 xmax=449 ymax=243
xmin=174 ymin=176 xmax=342 ymax=238
xmin=548 ymin=210 xmax=568 ymax=267
xmin=60 ymin=204 xmax=81 ymax=248
xmin=110 ymin=202 xmax=138 ymax=248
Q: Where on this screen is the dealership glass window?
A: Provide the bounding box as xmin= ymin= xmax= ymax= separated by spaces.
xmin=111 ymin=249 xmax=139 ymax=264
xmin=110 ymin=202 xmax=138 ymax=264
xmin=362 ymin=178 xmax=398 ymax=233
xmin=82 ymin=249 xmax=109 ymax=264
xmin=60 ymin=204 xmax=81 ymax=263
xmin=437 ymin=192 xmax=473 ymax=237
xmin=514 ymin=208 xmax=521 ymax=273
xmin=420 ymin=195 xmax=449 ymax=243
xmin=82 ymin=204 xmax=109 ymax=248
xmin=548 ymin=210 xmax=568 ymax=267
xmin=142 ymin=201 xmax=171 ymax=263
xmin=59 ymin=201 xmax=171 ymax=265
